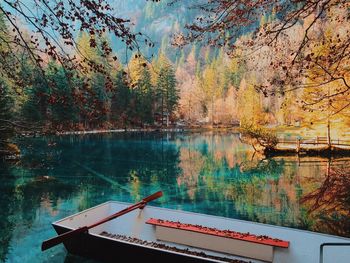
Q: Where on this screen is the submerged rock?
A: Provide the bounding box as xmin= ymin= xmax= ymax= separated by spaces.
xmin=0 ymin=143 xmax=21 ymax=160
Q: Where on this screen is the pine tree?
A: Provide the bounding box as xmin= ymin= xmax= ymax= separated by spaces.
xmin=21 ymin=68 xmax=50 ymax=125
xmin=0 ymin=12 xmax=14 ymax=144
xmin=139 ymin=68 xmax=154 ymax=124
xmin=76 ymin=32 xmax=115 ymax=127
xmin=156 ymin=55 xmax=179 ymax=126
xmin=111 ymin=69 xmax=130 ymax=126
xmin=128 ymin=54 xmax=155 ymax=125
xmin=0 ymin=80 xmax=14 ymax=142
xmin=46 ymin=62 xmax=79 ymax=129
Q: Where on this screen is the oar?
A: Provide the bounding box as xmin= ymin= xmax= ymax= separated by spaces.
xmin=41 ymin=191 xmax=163 ymax=251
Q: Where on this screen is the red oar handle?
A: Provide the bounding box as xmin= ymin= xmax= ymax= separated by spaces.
xmin=142 ymin=191 xmax=163 ymax=203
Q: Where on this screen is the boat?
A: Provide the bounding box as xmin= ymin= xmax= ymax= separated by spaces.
xmin=43 ymin=193 xmax=350 ymax=263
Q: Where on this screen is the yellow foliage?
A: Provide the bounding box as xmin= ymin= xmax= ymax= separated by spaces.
xmin=237 ymin=78 xmax=263 ymax=125
xmin=303 ymin=27 xmax=350 ymax=132
xmin=5 ymin=143 xmax=20 ymax=154
xmin=128 ymin=54 xmax=148 ymax=87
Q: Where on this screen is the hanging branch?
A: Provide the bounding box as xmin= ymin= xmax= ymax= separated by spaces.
xmin=0 ymin=0 xmax=155 ymax=82
xmin=170 ymin=0 xmax=350 ymax=113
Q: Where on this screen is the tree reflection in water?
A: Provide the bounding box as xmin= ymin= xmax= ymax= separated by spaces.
xmin=300 ymin=162 xmax=350 ymax=237
xmin=176 ymin=134 xmax=350 ymax=237
xmin=0 ymin=161 xmax=77 ymax=261
xmin=1 ymin=133 xmax=350 ymax=262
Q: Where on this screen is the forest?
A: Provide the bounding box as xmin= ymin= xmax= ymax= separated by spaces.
xmin=1 ymin=1 xmax=350 ymax=262
xmin=1 ymin=0 xmax=350 ymax=155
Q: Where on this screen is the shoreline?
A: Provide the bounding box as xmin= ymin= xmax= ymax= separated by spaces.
xmin=56 ymin=128 xmax=186 ymax=135
xmin=16 ymin=126 xmax=350 ymax=158
xmin=52 ymin=126 xmax=240 ymax=136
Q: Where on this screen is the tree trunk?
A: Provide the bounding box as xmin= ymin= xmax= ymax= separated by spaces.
xmin=327 ymin=86 xmax=331 ymax=148
xmin=211 ymin=96 xmax=214 ymax=126
xmin=327 ymin=119 xmax=331 ymax=148
xmin=161 ymin=94 xmax=164 ymax=128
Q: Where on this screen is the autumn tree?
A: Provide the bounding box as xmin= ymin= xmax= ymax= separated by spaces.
xmin=201 ymin=64 xmax=219 ymax=125
xmin=279 ymin=89 xmax=300 ymax=126
xmin=237 ymin=78 xmax=263 ymax=125
xmin=172 ymin=0 xmax=350 ymax=115
xmin=177 ymin=46 xmax=205 ymax=123
xmin=301 ymin=25 xmax=350 ymax=145
xmin=239 ymin=122 xmax=278 ymax=152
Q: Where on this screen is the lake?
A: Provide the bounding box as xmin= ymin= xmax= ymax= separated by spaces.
xmin=1 ymin=132 xmax=349 ymax=262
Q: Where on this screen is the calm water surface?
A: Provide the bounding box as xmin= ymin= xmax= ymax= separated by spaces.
xmin=1 ymin=132 xmax=349 ymax=262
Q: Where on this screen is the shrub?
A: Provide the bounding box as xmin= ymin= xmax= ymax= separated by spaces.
xmin=239 ymin=121 xmax=278 ymax=149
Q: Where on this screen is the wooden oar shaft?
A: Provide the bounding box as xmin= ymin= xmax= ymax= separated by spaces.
xmin=41 ymin=191 xmax=162 ymax=251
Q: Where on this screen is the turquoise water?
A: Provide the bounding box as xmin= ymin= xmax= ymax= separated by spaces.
xmin=1 ymin=132 xmax=349 ymax=262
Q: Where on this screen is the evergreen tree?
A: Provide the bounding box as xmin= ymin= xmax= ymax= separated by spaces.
xmin=111 ymin=69 xmax=131 ymax=127
xmin=47 ymin=63 xmax=79 ymax=128
xmin=156 ymin=55 xmax=179 ymax=126
xmin=0 ymin=12 xmax=15 ymax=145
xmin=129 ymin=54 xmax=155 ymax=125
xmin=76 ymin=32 xmax=115 ymax=127
xmin=0 ymin=80 xmax=14 ymax=143
xmin=21 ymin=68 xmax=50 ymax=125
xmin=137 ymin=68 xmax=154 ymax=124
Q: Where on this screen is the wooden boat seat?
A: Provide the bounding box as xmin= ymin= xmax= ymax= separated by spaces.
xmin=146 ymin=218 xmax=289 ymax=262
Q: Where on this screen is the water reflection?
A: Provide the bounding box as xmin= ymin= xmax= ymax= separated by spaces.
xmin=300 ymin=162 xmax=350 ymax=237
xmin=0 ymin=132 xmax=349 ymax=262
xmin=0 ymin=160 xmax=79 ymax=262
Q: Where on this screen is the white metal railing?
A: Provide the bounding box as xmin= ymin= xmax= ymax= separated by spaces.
xmin=319 ymin=243 xmax=350 ymax=263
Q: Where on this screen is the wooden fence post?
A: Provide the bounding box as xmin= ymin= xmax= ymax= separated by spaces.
xmin=297 ymin=138 xmax=301 ymax=153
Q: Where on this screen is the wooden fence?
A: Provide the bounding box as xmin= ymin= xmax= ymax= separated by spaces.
xmin=278 ymin=136 xmax=350 ymax=151
xmin=277 ymin=137 xmax=350 ymax=148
